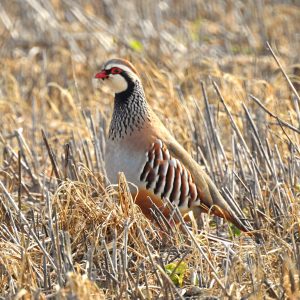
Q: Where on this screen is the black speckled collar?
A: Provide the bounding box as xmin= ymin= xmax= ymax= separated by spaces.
xmin=109 ymin=79 xmax=150 ymax=141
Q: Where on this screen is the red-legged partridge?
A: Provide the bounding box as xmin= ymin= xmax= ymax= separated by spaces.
xmin=95 ymin=58 xmax=253 ymax=232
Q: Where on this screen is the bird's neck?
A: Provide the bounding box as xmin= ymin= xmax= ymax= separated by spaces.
xmin=109 ymin=80 xmax=151 ymax=141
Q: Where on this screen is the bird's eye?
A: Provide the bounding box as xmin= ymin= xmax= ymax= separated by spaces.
xmin=111 ymin=67 xmax=122 ymax=74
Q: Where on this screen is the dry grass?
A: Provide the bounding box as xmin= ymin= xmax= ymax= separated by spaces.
xmin=0 ymin=0 xmax=300 ymax=299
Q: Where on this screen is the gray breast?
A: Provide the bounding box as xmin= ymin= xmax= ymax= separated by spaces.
xmin=105 ymin=139 xmax=147 ymax=188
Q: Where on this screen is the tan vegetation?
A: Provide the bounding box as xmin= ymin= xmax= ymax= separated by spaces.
xmin=0 ymin=0 xmax=299 ymax=298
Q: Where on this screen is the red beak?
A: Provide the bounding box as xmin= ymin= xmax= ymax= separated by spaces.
xmin=95 ymin=70 xmax=108 ymax=79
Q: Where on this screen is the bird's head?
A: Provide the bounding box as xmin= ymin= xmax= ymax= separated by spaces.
xmin=95 ymin=58 xmax=140 ymax=94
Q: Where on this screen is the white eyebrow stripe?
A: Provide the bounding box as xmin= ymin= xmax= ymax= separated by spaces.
xmin=105 ymin=63 xmax=140 ymax=80
xmin=105 ymin=64 xmax=133 ymax=74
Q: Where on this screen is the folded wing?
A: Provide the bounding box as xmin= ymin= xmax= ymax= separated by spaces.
xmin=139 ymin=138 xmax=253 ymax=232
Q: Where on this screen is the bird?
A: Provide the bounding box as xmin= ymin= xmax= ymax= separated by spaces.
xmin=95 ymin=58 xmax=253 ymax=233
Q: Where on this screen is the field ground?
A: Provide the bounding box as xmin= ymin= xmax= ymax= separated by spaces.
xmin=0 ymin=1 xmax=300 ymax=299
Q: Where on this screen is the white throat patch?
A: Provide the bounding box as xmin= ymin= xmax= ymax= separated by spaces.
xmin=105 ymin=74 xmax=128 ymax=94
xmin=104 ymin=63 xmax=140 ymax=94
